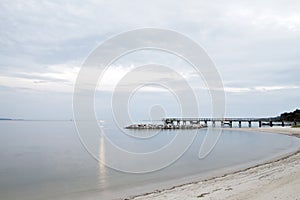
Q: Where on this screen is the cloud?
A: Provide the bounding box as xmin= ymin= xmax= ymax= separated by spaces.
xmin=0 ymin=0 xmax=300 ymax=118
xmin=224 ymin=85 xmax=300 ymax=93
xmin=0 ymin=64 xmax=79 ymax=92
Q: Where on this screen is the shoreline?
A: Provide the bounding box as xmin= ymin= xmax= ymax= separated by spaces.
xmin=129 ymin=127 xmax=300 ymax=200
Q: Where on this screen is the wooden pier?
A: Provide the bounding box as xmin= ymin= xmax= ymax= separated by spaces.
xmin=162 ymin=118 xmax=298 ymax=128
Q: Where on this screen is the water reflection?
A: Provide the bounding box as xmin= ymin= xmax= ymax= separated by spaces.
xmin=98 ymin=127 xmax=108 ymax=188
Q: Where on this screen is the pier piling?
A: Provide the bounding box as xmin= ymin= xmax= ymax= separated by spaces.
xmin=158 ymin=118 xmax=298 ymax=129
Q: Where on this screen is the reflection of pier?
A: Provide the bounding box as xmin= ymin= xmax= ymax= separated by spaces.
xmin=162 ymin=118 xmax=298 ymax=128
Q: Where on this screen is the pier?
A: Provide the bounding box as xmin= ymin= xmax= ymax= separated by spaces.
xmin=125 ymin=117 xmax=299 ymax=129
xmin=162 ymin=118 xmax=298 ymax=128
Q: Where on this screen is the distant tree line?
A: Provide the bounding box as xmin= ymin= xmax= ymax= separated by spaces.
xmin=274 ymin=109 xmax=300 ymax=121
xmin=0 ymin=118 xmax=12 ymax=120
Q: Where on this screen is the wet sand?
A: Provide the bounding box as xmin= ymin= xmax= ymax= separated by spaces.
xmin=130 ymin=127 xmax=300 ymax=200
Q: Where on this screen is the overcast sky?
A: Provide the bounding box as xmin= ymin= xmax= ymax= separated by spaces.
xmin=0 ymin=0 xmax=299 ymax=120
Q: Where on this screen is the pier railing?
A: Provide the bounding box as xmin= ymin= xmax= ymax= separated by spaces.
xmin=162 ymin=117 xmax=298 ymax=128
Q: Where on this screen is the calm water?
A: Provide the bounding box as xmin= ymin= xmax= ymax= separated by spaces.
xmin=0 ymin=121 xmax=300 ymax=200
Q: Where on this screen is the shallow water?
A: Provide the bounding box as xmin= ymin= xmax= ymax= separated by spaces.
xmin=0 ymin=121 xmax=299 ymax=200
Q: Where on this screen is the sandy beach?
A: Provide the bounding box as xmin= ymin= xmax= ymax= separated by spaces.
xmin=131 ymin=127 xmax=300 ymax=200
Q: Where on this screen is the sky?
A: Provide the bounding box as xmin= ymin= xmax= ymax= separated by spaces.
xmin=0 ymin=0 xmax=300 ymax=120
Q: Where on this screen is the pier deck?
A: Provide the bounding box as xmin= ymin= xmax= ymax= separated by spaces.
xmin=162 ymin=118 xmax=298 ymax=128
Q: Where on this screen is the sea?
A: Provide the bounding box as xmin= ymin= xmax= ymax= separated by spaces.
xmin=0 ymin=120 xmax=300 ymax=200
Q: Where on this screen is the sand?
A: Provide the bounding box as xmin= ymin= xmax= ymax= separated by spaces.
xmin=130 ymin=127 xmax=300 ymax=200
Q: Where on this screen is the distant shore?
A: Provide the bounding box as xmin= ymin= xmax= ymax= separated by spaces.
xmin=130 ymin=127 xmax=300 ymax=200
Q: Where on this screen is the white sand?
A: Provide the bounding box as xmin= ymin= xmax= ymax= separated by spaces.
xmin=131 ymin=127 xmax=300 ymax=200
